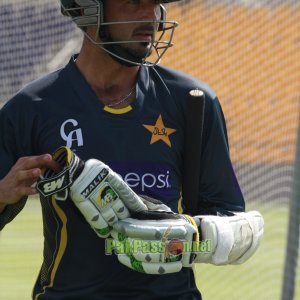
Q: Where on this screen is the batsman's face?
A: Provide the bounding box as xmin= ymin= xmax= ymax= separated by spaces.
xmin=105 ymin=0 xmax=161 ymax=58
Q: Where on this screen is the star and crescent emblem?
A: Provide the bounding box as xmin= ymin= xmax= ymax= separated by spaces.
xmin=143 ymin=115 xmax=176 ymax=147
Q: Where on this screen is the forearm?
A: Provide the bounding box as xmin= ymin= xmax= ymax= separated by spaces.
xmin=0 ymin=197 xmax=27 ymax=230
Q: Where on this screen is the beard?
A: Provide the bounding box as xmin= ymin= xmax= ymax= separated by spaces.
xmin=100 ymin=24 xmax=156 ymax=66
xmin=103 ymin=40 xmax=154 ymax=66
xmin=122 ymin=41 xmax=154 ymax=60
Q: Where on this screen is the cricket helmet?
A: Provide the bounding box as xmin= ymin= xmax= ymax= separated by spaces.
xmin=60 ymin=0 xmax=181 ymax=66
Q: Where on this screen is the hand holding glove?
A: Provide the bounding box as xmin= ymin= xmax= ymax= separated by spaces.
xmin=36 ymin=146 xmax=147 ymax=237
xmin=36 ymin=147 xmax=264 ymax=273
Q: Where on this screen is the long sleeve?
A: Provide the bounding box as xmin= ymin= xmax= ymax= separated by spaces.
xmin=0 ymin=99 xmax=30 ymax=230
xmin=195 ymin=96 xmax=245 ymax=215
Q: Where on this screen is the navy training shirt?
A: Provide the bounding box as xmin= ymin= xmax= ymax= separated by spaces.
xmin=0 ymin=56 xmax=245 ymax=299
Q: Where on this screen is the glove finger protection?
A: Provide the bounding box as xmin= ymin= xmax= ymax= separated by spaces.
xmin=111 ymin=210 xmax=200 ymax=274
xmin=36 ymin=146 xmax=147 ymax=237
xmin=111 ymin=229 xmax=183 ymax=275
xmin=194 ymin=210 xmax=264 ymax=265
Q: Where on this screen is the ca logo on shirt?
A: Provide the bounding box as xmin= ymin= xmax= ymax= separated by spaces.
xmin=60 ymin=119 xmax=83 ymax=149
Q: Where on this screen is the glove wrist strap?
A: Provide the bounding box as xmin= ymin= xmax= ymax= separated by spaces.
xmin=36 ymin=147 xmax=83 ymax=199
xmin=183 ymin=214 xmax=200 ymax=242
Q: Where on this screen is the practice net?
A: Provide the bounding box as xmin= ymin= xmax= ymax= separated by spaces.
xmin=0 ymin=1 xmax=299 ymax=299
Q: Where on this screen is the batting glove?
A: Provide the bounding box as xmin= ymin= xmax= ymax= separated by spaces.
xmin=110 ymin=199 xmax=264 ymax=274
xmin=194 ymin=211 xmax=264 ymax=265
xmin=110 ymin=209 xmax=200 ymax=275
xmin=36 ymin=146 xmax=147 ymax=237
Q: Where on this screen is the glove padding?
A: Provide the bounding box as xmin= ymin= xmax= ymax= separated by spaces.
xmin=111 ymin=210 xmax=200 ymax=275
xmin=194 ymin=211 xmax=264 ymax=265
xmin=36 ymin=147 xmax=147 ymax=237
xmin=111 ymin=207 xmax=264 ymax=274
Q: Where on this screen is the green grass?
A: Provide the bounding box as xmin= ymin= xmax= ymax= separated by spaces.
xmin=0 ymin=200 xmax=299 ymax=300
xmin=0 ymin=199 xmax=43 ymax=300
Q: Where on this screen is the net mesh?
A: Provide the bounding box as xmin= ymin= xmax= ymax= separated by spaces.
xmin=0 ymin=1 xmax=299 ymax=299
xmin=0 ymin=0 xmax=81 ymax=105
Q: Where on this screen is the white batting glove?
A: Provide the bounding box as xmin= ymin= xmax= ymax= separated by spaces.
xmin=36 ymin=147 xmax=147 ymax=237
xmin=110 ymin=210 xmax=200 ymax=275
xmin=194 ymin=211 xmax=264 ymax=265
xmin=110 ymin=205 xmax=264 ymax=274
